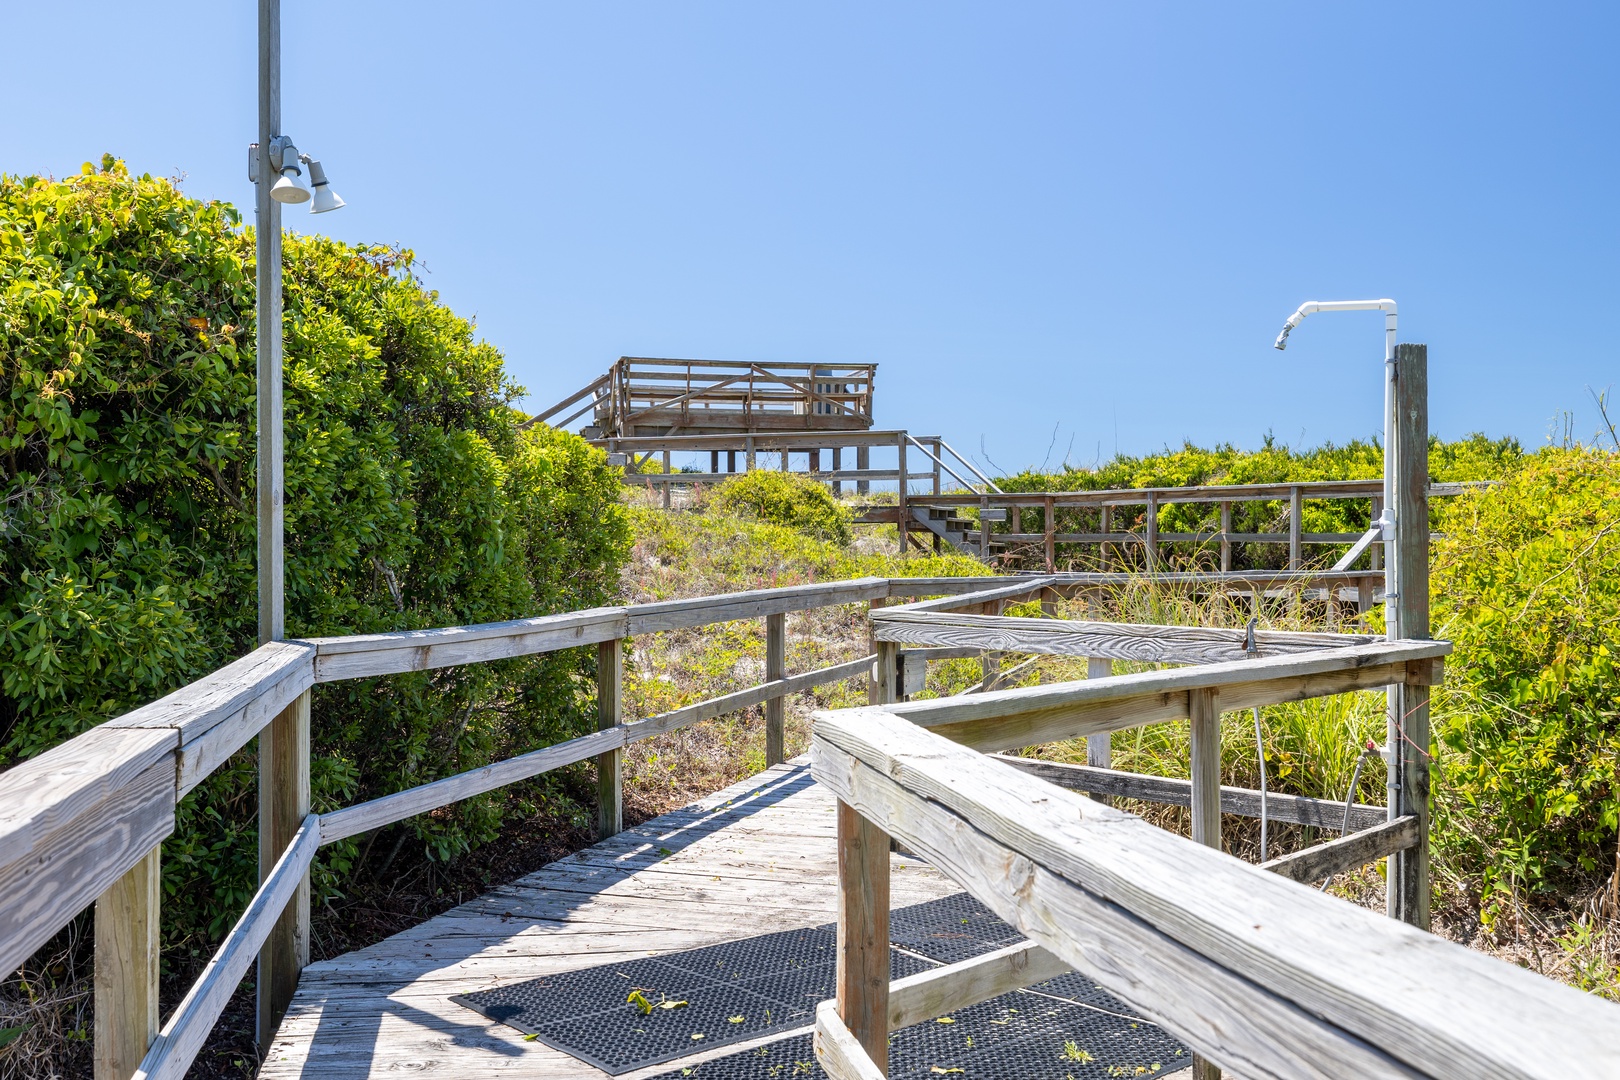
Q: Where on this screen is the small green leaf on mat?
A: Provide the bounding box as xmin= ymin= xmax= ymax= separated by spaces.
xmin=691 ymin=1032 xmax=705 ymax=1040
xmin=522 ymin=1033 xmax=540 ymax=1042
xmin=657 ymin=999 xmax=689 ymax=1010
xmin=930 ymin=1068 xmax=964 ymax=1075
xmin=627 ymin=989 xmax=653 ymax=1015
xmin=934 ymin=1016 xmax=955 ymax=1024
xmin=728 ymin=1015 xmax=746 ymax=1023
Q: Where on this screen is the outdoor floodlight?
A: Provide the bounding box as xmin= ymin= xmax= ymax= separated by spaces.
xmin=269 ymin=141 xmax=311 ymax=205
xmin=302 ymin=156 xmax=345 ymax=214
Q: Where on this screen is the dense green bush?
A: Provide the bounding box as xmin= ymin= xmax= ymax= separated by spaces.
xmin=1430 ymin=449 xmax=1620 ymax=912
xmin=0 ymin=158 xmax=630 ymax=955
xmin=709 ymin=469 xmax=853 ymax=545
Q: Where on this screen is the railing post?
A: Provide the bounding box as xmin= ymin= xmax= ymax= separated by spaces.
xmin=1085 ymin=657 xmax=1113 ymax=804
xmin=257 ymin=689 xmax=310 ymax=1049
xmin=1100 ymin=503 xmax=1112 ymax=571
xmin=871 ymin=639 xmax=900 ymax=706
xmin=832 ymin=446 xmax=843 ymax=495
xmin=1144 ymin=493 xmax=1159 ymax=572
xmin=1219 ymin=500 xmax=1233 ymax=572
xmin=597 ymin=638 xmax=624 ymax=838
xmin=1188 ymin=685 xmax=1222 ymax=1080
xmin=765 ymin=613 xmax=786 ymax=766
xmin=931 ymin=438 xmax=942 ymax=495
xmin=895 ymin=434 xmax=908 ymax=555
xmin=1390 ymin=343 xmax=1431 ymax=929
xmin=1043 ymin=495 xmax=1056 ymax=572
xmin=856 ymin=444 xmax=870 ymax=495
xmin=662 ymin=450 xmax=672 ymax=509
xmin=94 ymin=846 xmax=160 ymax=1080
xmin=978 ymin=495 xmax=991 ymax=559
xmin=836 ymin=799 xmax=890 ymax=1076
xmin=1288 ymin=485 xmax=1303 ymax=570
xmin=746 ymin=435 xmax=755 ymax=471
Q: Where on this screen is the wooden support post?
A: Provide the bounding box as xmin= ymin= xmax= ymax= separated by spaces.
xmin=931 ymin=438 xmax=942 ymax=495
xmin=1390 ymin=342 xmax=1431 ymax=929
xmin=979 ymin=495 xmax=991 ymax=560
xmin=746 ymin=435 xmax=755 ymax=471
xmin=728 ymin=449 xmax=737 ymax=473
xmin=711 ymin=450 xmax=719 ymax=474
xmin=1043 ymin=495 xmax=1056 ymax=572
xmin=1085 ymin=657 xmax=1113 ymax=804
xmin=95 ymin=847 xmax=160 ymax=1080
xmin=833 ymin=446 xmax=843 ymax=495
xmin=596 ymin=638 xmax=623 ymax=838
xmin=781 ymin=447 xmax=790 ymax=471
xmin=1144 ymin=494 xmax=1159 ymax=572
xmin=1219 ymin=500 xmax=1233 ymax=572
xmin=810 ymin=447 xmax=821 ymax=476
xmin=895 ymin=434 xmax=908 ymax=556
xmin=857 ymin=445 xmax=870 ymax=494
xmin=872 ymin=639 xmax=901 ymax=706
xmin=1288 ymin=485 xmax=1303 ymax=570
xmin=765 ymin=612 xmax=786 ymax=766
xmin=257 ymin=689 xmax=310 ymax=1049
xmin=1100 ymin=504 xmax=1112 ymax=571
xmin=662 ymin=449 xmax=673 ymax=509
xmin=1188 ymin=685 xmax=1222 ymax=1080
xmin=836 ymin=799 xmax=891 ymax=1075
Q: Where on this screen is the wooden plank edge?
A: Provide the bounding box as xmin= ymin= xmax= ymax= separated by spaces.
xmin=318 ymin=729 xmax=625 ymax=845
xmin=1262 ymin=816 xmax=1421 ymax=884
xmin=888 ymin=940 xmax=1071 ymax=1029
xmin=133 ymin=815 xmax=319 ymax=1080
xmin=994 ymin=757 xmax=1386 ymax=832
xmin=619 ymin=655 xmax=876 ymax=743
xmin=813 ymin=1000 xmax=887 ymax=1080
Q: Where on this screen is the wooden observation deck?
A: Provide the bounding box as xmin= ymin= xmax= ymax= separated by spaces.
xmin=530 ymin=358 xmax=877 ymax=439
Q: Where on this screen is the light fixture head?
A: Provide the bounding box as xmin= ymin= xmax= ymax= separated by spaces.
xmin=270 ymin=164 xmax=311 ymax=205
xmin=303 ymin=157 xmax=346 ymax=213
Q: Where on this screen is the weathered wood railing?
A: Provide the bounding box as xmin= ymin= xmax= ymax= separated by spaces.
xmin=0 ymin=573 xmax=1044 ymax=1080
xmin=809 ymin=705 xmax=1620 ymax=1080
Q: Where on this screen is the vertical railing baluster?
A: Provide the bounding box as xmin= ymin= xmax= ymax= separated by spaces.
xmin=596 ymin=639 xmax=623 ymax=838
xmin=765 ymin=613 xmax=786 ymax=766
xmin=257 ymin=689 xmax=310 ymax=1048
xmin=94 ymin=846 xmax=161 ymax=1080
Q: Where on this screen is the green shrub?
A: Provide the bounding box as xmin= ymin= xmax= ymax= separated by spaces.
xmin=993 ymin=433 xmax=1524 ymax=571
xmin=0 ymin=157 xmax=630 ymax=957
xmin=709 ymin=470 xmax=852 ymax=545
xmin=1430 ymin=448 xmax=1620 ymax=912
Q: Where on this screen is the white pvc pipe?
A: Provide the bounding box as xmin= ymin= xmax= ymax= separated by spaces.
xmin=1272 ymin=298 xmax=1398 ymax=637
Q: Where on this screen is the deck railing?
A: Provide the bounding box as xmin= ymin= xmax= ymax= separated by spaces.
xmin=808 ymin=701 xmax=1620 ymax=1080
xmin=10 ymin=563 xmax=1606 ymax=1079
xmin=0 ymin=573 xmax=1028 ymax=1080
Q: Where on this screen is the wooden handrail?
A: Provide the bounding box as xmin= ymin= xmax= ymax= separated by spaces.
xmin=810 ymin=708 xmax=1620 ymax=1080
xmin=0 ymin=570 xmax=1475 ymax=1080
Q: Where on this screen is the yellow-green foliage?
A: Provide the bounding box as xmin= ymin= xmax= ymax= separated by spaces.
xmin=0 ymin=158 xmax=630 ymax=953
xmin=708 ymin=469 xmax=854 ymax=544
xmin=1431 ymin=448 xmax=1620 ymax=909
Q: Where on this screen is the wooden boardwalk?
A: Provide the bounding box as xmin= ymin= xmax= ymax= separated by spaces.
xmin=259 ymin=762 xmax=960 ymax=1079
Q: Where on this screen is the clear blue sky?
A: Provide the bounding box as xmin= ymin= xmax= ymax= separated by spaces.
xmin=7 ymin=2 xmax=1617 ymax=472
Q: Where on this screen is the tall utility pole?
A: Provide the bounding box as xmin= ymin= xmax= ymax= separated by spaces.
xmin=255 ymin=0 xmax=310 ymax=1051
xmin=257 ymin=0 xmax=284 ymax=645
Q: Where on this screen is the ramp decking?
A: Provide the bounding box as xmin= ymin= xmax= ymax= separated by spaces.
xmin=259 ymin=762 xmax=959 ymax=1079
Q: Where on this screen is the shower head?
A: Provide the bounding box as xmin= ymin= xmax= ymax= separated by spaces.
xmin=1272 ymin=299 xmax=1397 ymax=357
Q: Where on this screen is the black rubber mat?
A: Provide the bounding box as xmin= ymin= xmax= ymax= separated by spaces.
xmin=643 ymin=991 xmax=1189 ymax=1079
xmin=887 ymin=892 xmax=1027 ymax=964
xmin=452 ymin=924 xmax=930 ymax=1074
xmin=455 ymin=892 xmax=1186 ymax=1075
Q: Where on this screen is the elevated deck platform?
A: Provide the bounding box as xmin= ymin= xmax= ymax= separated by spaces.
xmin=260 ymin=763 xmax=961 ymax=1079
